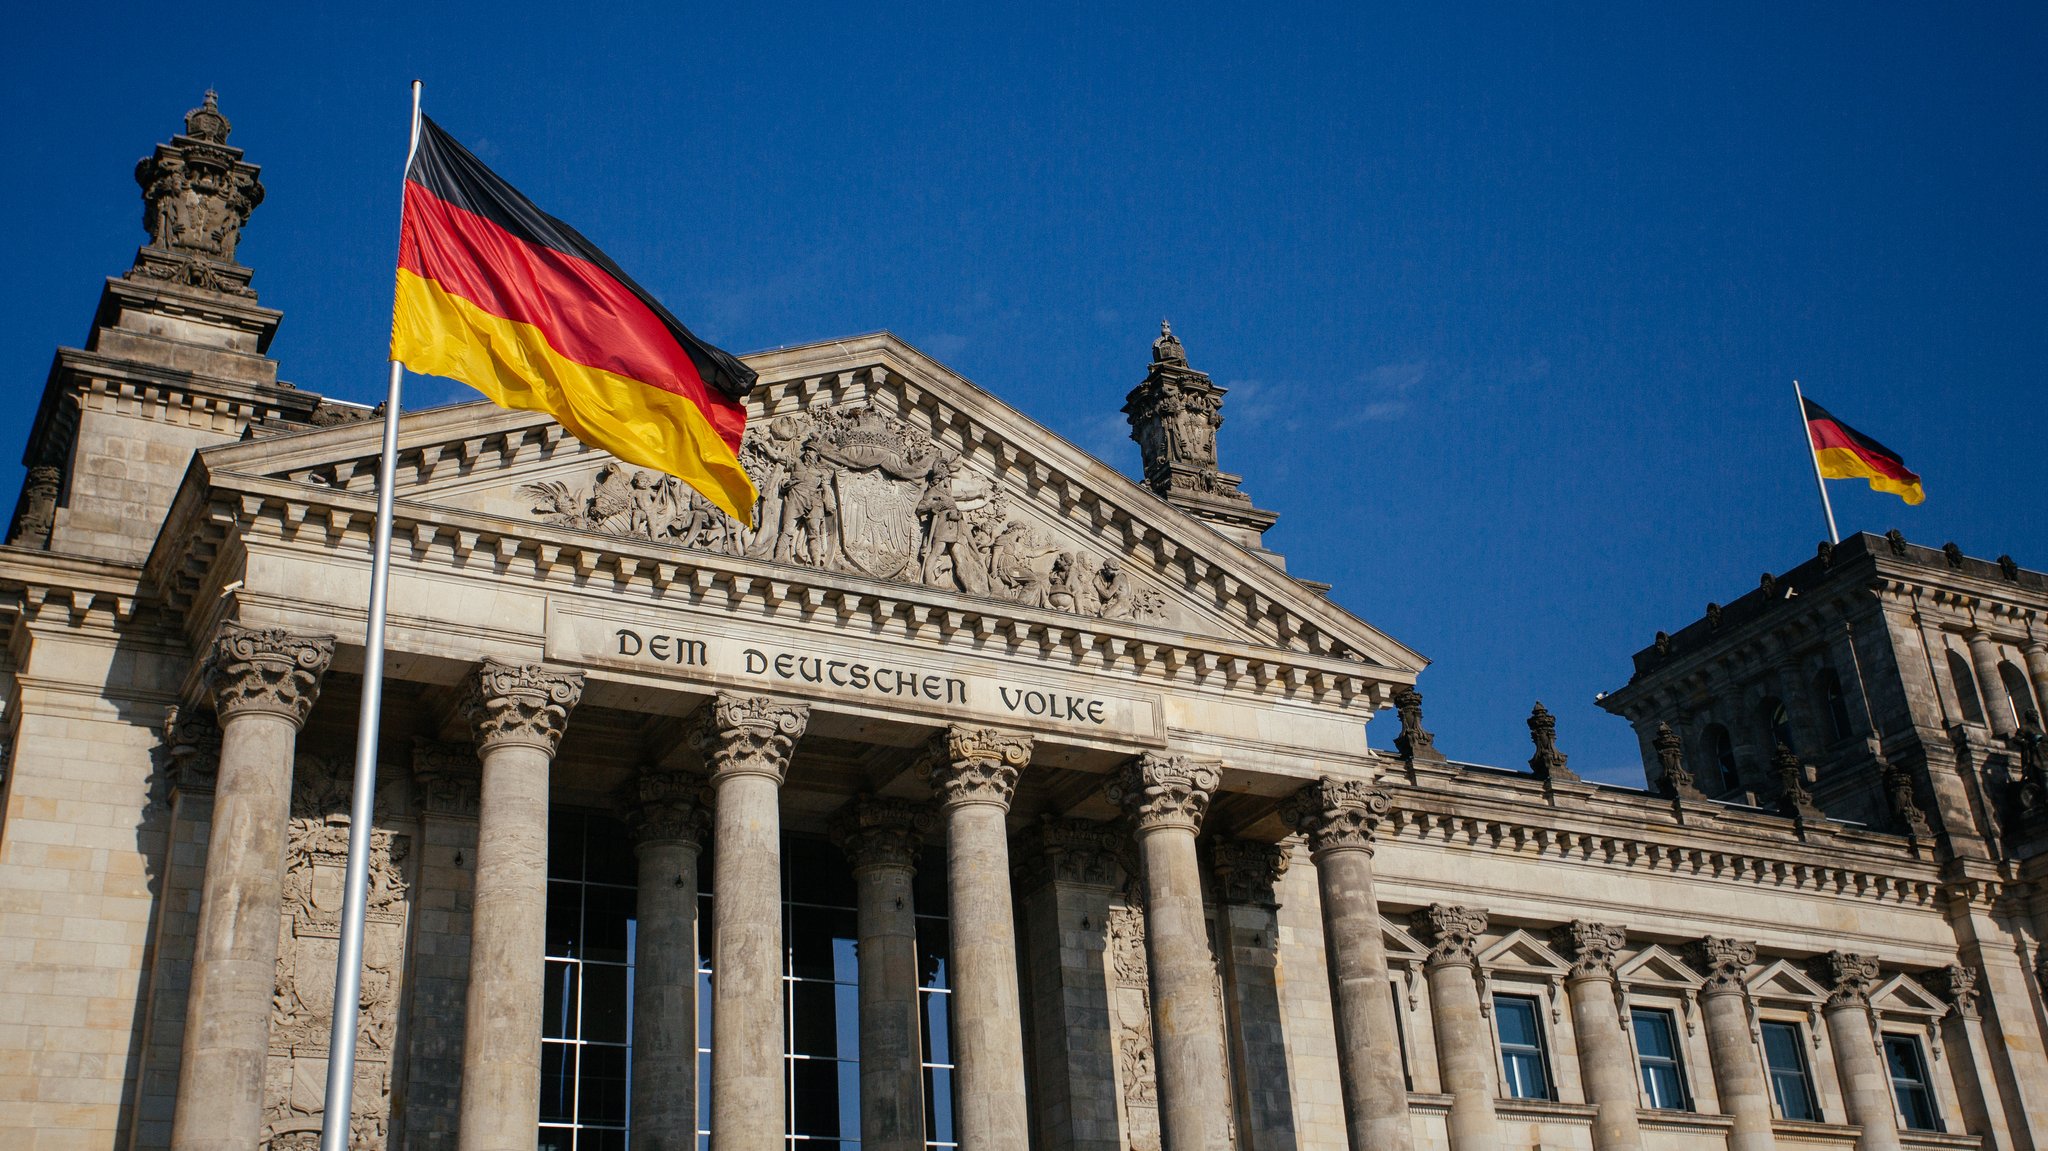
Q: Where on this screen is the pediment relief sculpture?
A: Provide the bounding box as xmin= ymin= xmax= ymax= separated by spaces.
xmin=519 ymin=400 xmax=1169 ymax=623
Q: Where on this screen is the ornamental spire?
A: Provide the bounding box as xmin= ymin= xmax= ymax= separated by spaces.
xmin=128 ymin=90 xmax=266 ymax=297
xmin=1122 ymin=321 xmax=1278 ymax=550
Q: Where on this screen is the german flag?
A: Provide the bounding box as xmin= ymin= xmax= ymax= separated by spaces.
xmin=392 ymin=117 xmax=758 ymax=523
xmin=1803 ymin=397 xmax=1924 ymax=505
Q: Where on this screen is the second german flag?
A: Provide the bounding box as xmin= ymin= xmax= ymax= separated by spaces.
xmin=391 ymin=117 xmax=759 ymax=523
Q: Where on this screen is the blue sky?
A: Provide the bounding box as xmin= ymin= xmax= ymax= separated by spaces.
xmin=7 ymin=4 xmax=2043 ymax=781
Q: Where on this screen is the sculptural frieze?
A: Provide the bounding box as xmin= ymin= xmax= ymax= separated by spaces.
xmin=518 ymin=400 xmax=1166 ymax=622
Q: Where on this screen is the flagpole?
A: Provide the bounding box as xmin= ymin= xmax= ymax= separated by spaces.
xmin=318 ymin=78 xmax=422 ymax=1151
xmin=1793 ymin=378 xmax=1840 ymax=546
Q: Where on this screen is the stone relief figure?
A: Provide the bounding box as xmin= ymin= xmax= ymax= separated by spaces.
xmin=518 ymin=400 xmax=1169 ymax=623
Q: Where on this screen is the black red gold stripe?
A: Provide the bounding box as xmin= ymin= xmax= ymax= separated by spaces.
xmin=1802 ymin=397 xmax=1924 ymax=506
xmin=391 ymin=116 xmax=757 ymax=522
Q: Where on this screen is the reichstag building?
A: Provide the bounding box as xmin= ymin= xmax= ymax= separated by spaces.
xmin=3 ymin=94 xmax=2046 ymax=1151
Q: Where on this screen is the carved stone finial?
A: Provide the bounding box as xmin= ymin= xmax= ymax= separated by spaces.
xmin=1772 ymin=743 xmax=1823 ymax=825
xmin=1015 ymin=817 xmax=1126 ymax=889
xmin=1880 ymin=758 xmax=1932 ymax=842
xmin=692 ymin=693 xmax=809 ymax=784
xmin=129 ymin=91 xmax=266 ymax=296
xmin=915 ymin=725 xmax=1032 ymax=810
xmin=1688 ymin=937 xmax=1757 ymax=994
xmin=412 ymin=738 xmax=481 ymax=818
xmin=1931 ymin=964 xmax=1979 ymax=1019
xmin=1998 ymin=555 xmax=2020 ymax=581
xmin=830 ymin=795 xmax=932 ymax=873
xmin=1817 ymin=540 xmax=1837 ymax=568
xmin=1652 ymin=722 xmax=1704 ymax=800
xmin=1706 ymin=602 xmax=1723 ymax=629
xmin=1527 ymin=702 xmax=1578 ymax=782
xmin=1153 ymin=319 xmax=1187 ymax=366
xmin=1943 ymin=542 xmax=1965 ymax=568
xmin=462 ymin=659 xmax=584 ymax=756
xmin=1279 ymin=777 xmax=1391 ymax=855
xmin=1122 ymin=322 xmax=1277 ymax=535
xmin=1760 ymin=572 xmax=1778 ymax=599
xmin=1410 ymin=904 xmax=1488 ymax=969
xmin=1393 ymin=688 xmax=1446 ymax=762
xmin=1653 ymin=630 xmax=1672 ymax=656
xmin=8 ymin=465 xmax=61 ymax=549
xmin=162 ymin=704 xmax=222 ymax=796
xmin=1553 ymin=921 xmax=1628 ymax=981
xmin=637 ymin=767 xmax=710 ymax=848
xmin=205 ymin=624 xmax=334 ymax=727
xmin=1812 ymin=951 xmax=1880 ymax=1009
xmin=1107 ymin=752 xmax=1223 ymax=833
xmin=1211 ymin=839 xmax=1290 ymax=907
xmin=1885 ymin=529 xmax=1909 ymax=557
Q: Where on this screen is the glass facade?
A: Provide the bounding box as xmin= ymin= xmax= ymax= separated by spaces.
xmin=1493 ymin=994 xmax=1552 ymax=1101
xmin=1884 ymin=1034 xmax=1941 ymax=1132
xmin=541 ymin=812 xmax=639 ymax=1151
xmin=1630 ymin=1008 xmax=1689 ymax=1110
xmin=1760 ymin=1020 xmax=1818 ymax=1122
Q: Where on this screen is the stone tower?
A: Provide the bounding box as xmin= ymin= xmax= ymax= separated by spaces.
xmin=6 ymin=93 xmax=359 ymax=563
xmin=1122 ymin=321 xmax=1279 ymax=560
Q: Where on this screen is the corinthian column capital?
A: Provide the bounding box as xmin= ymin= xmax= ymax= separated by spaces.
xmin=1552 ymin=920 xmax=1627 ymax=982
xmin=1812 ymin=950 xmax=1880 ymax=1010
xmin=692 ymin=693 xmax=809 ymax=784
xmin=462 ymin=659 xmax=585 ymax=756
xmin=1411 ymin=903 xmax=1488 ymax=969
xmin=830 ymin=795 xmax=932 ymax=873
xmin=1108 ymin=752 xmax=1222 ymax=833
xmin=1688 ymin=936 xmax=1757 ymax=995
xmin=205 ymin=624 xmax=335 ymax=727
xmin=636 ymin=766 xmax=710 ymax=848
xmin=915 ymin=725 xmax=1033 ymax=810
xmin=1279 ymin=776 xmax=1391 ymax=855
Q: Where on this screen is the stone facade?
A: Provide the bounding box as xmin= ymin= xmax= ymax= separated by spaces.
xmin=1 ymin=95 xmax=2046 ymax=1151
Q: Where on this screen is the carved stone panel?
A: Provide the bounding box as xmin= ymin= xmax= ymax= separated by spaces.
xmin=263 ymin=754 xmax=411 ymax=1151
xmin=1107 ymin=902 xmax=1161 ymax=1151
xmin=515 ymin=400 xmax=1170 ymax=623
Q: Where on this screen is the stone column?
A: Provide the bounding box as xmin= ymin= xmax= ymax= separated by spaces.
xmin=1110 ymin=753 xmax=1233 ymax=1151
xmin=1281 ymin=778 xmax=1412 ymax=1151
xmin=699 ymin=694 xmax=810 ymax=1151
xmin=1688 ymin=938 xmax=1775 ymax=1151
xmin=831 ymin=796 xmax=932 ymax=1151
xmin=456 ymin=660 xmax=584 ymax=1151
xmin=1929 ymin=965 xmax=2014 ymax=1151
xmin=2021 ymin=640 xmax=2048 ymax=723
xmin=1210 ymin=839 xmax=1297 ymax=1151
xmin=1411 ymin=904 xmax=1498 ymax=1151
xmin=916 ymin=725 xmax=1035 ymax=1151
xmin=1015 ymin=818 xmax=1126 ymax=1151
xmin=1554 ymin=922 xmax=1644 ymax=1151
xmin=632 ymin=767 xmax=710 ymax=1151
xmin=1967 ymin=631 xmax=2017 ymax=737
xmin=170 ymin=626 xmax=333 ymax=1151
xmin=1814 ymin=952 xmax=1901 ymax=1151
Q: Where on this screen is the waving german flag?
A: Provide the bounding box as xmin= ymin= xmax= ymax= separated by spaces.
xmin=1803 ymin=397 xmax=1924 ymax=505
xmin=392 ymin=117 xmax=758 ymax=523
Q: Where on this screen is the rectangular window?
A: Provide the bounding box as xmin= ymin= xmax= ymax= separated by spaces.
xmin=1630 ymin=1008 xmax=1690 ymax=1110
xmin=1760 ymin=1020 xmax=1818 ymax=1122
xmin=1493 ymin=994 xmax=1553 ymax=1101
xmin=541 ymin=812 xmax=638 ymax=1151
xmin=1391 ymin=981 xmax=1413 ymax=1091
xmin=1883 ymin=1034 xmax=1942 ymax=1132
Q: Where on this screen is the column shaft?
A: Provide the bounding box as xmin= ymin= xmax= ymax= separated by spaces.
xmin=170 ymin=626 xmax=331 ymax=1151
xmin=632 ymin=769 xmax=707 ymax=1151
xmin=2021 ymin=642 xmax=2048 ymax=722
xmin=834 ymin=797 xmax=930 ymax=1151
xmin=1967 ymin=632 xmax=2017 ymax=736
xmin=1413 ymin=905 xmax=1497 ymax=1151
xmin=1824 ymin=1003 xmax=1902 ymax=1151
xmin=1700 ymin=990 xmax=1777 ymax=1151
xmin=1565 ymin=976 xmax=1643 ymax=1151
xmin=919 ymin=726 xmax=1035 ymax=1151
xmin=458 ymin=741 xmax=554 ymax=1151
xmin=1016 ymin=819 xmax=1124 ymax=1151
xmin=1140 ymin=827 xmax=1233 ymax=1151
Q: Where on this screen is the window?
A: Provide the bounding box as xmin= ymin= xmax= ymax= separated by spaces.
xmin=1493 ymin=994 xmax=1553 ymax=1100
xmin=1760 ymin=1020 xmax=1818 ymax=1122
xmin=1631 ymin=1008 xmax=1690 ymax=1110
xmin=913 ymin=845 xmax=959 ymax=1151
xmin=1391 ymin=981 xmax=1413 ymax=1091
xmin=1760 ymin=698 xmax=1797 ymax=755
xmin=1701 ymin=725 xmax=1738 ymax=795
xmin=1999 ymin=661 xmax=2037 ymax=731
xmin=1884 ymin=1034 xmax=1942 ymax=1132
xmin=1948 ymin=649 xmax=1987 ymax=725
xmin=541 ymin=812 xmax=639 ymax=1151
xmin=1814 ymin=669 xmax=1854 ymax=743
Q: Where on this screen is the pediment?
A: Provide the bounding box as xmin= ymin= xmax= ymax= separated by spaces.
xmin=1479 ymin=929 xmax=1570 ymax=976
xmin=1870 ymin=973 xmax=1944 ymax=1020
xmin=1383 ymin=921 xmax=1428 ymax=964
xmin=1616 ymin=945 xmax=1704 ymax=992
xmin=187 ymin=333 xmax=1423 ymax=678
xmin=1746 ymin=958 xmax=1827 ymax=1005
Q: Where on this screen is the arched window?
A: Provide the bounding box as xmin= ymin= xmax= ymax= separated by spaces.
xmin=1947 ymin=649 xmax=1987 ymax=726
xmin=1759 ymin=697 xmax=1796 ymax=755
xmin=2000 ymin=661 xmax=2037 ymax=729
xmin=1813 ymin=669 xmax=1854 ymax=743
xmin=1699 ymin=724 xmax=1737 ymax=794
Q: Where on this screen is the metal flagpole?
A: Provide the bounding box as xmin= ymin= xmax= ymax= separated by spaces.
xmin=318 ymin=78 xmax=422 ymax=1151
xmin=1793 ymin=378 xmax=1840 ymax=546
